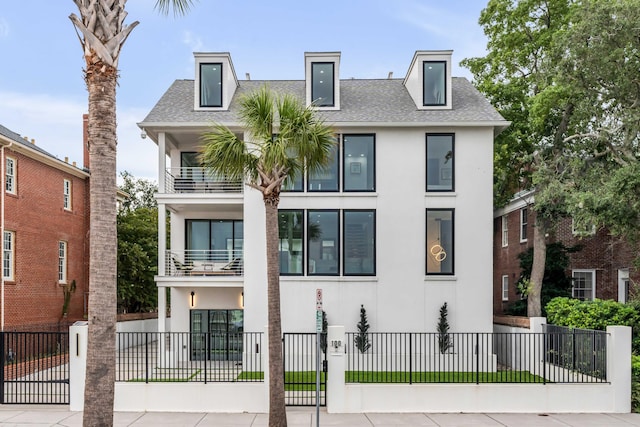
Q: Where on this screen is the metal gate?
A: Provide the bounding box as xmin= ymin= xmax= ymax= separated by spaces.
xmin=282 ymin=332 xmax=326 ymax=406
xmin=1 ymin=332 xmax=69 ymax=404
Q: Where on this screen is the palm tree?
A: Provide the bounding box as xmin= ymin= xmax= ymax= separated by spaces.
xmin=68 ymin=1 xmax=193 ymax=425
xmin=200 ymin=86 xmax=336 ymax=427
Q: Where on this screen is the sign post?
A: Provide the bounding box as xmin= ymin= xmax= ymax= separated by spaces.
xmin=315 ymin=289 xmax=322 ymax=427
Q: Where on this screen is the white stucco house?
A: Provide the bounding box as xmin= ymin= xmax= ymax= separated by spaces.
xmin=137 ymin=50 xmax=508 ymax=359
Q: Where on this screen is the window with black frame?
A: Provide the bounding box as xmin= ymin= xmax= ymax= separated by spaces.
xmin=200 ymin=63 xmax=222 ymax=107
xmin=311 ymin=62 xmax=334 ymax=107
xmin=423 ymin=61 xmax=446 ymax=106
xmin=278 ymin=210 xmax=304 ymax=275
xmin=307 ymin=210 xmax=339 ymax=275
xmin=426 ymin=134 xmax=454 ymax=192
xmin=426 ymin=209 xmax=454 ymax=275
xmin=343 ymin=135 xmax=375 ymax=192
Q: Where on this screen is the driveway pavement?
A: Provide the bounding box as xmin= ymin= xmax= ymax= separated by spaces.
xmin=1 ymin=406 xmax=640 ymax=426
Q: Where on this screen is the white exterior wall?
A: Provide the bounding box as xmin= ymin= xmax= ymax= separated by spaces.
xmin=236 ymin=125 xmax=494 ymax=334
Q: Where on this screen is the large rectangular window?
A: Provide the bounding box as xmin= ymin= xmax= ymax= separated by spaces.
xmin=572 ymin=270 xmax=595 ymax=301
xmin=200 ymin=63 xmax=222 ymax=107
xmin=343 ymin=210 xmax=376 ymax=275
xmin=311 ymin=62 xmax=334 ymax=107
xmin=426 ymin=134 xmax=454 ymax=191
xmin=308 ymin=210 xmax=339 ymax=275
xmin=426 ymin=209 xmax=454 ymax=275
xmin=58 ymin=241 xmax=67 ymax=284
xmin=63 ymin=179 xmax=72 ymax=210
xmin=423 ymin=61 xmax=446 ymax=106
xmin=186 ymin=220 xmax=243 ymax=263
xmin=343 ymin=135 xmax=375 ymax=192
xmin=5 ymin=157 xmax=15 ymax=194
xmin=3 ymin=231 xmax=14 ymax=281
xmin=278 ymin=210 xmax=304 ymax=275
xmin=308 ymin=144 xmax=339 ymax=192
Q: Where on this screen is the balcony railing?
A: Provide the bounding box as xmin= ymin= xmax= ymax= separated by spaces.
xmin=166 ymin=249 xmax=243 ymax=277
xmin=164 ymin=167 xmax=243 ymax=194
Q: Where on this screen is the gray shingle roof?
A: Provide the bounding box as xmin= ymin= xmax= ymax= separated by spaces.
xmin=141 ymin=78 xmax=506 ymax=126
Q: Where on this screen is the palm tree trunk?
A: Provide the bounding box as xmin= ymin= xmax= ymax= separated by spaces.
xmin=265 ymin=196 xmax=287 ymax=427
xmin=528 ymin=216 xmax=548 ymax=318
xmin=83 ymin=61 xmax=118 ymax=427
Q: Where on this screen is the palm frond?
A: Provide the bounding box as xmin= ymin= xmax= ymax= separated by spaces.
xmin=199 ymin=124 xmax=256 ymax=182
xmin=239 ymin=86 xmax=274 ymax=143
xmin=154 ymin=0 xmax=196 ymax=16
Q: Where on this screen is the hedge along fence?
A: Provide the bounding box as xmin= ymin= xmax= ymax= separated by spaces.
xmin=546 ymin=297 xmax=640 ymax=353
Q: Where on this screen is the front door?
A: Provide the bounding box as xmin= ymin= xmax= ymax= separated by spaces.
xmin=190 ymin=309 xmax=243 ymax=361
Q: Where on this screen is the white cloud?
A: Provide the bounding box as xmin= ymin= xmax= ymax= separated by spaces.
xmin=0 ymin=18 xmax=8 ymax=39
xmin=182 ymin=30 xmax=203 ymax=52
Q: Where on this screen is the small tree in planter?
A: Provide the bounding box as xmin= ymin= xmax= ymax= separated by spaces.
xmin=437 ymin=302 xmax=453 ymax=354
xmin=355 ymin=304 xmax=371 ymax=353
xmin=320 ymin=310 xmax=328 ymax=354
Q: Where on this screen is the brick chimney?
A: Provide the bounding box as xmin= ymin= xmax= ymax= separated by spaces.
xmin=82 ymin=114 xmax=90 ymax=170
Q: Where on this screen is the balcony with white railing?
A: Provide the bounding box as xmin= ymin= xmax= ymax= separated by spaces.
xmin=166 ymin=249 xmax=244 ymax=277
xmin=164 ymin=167 xmax=243 ymax=194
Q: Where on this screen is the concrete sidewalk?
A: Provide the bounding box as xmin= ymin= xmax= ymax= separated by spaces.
xmin=1 ymin=407 xmax=640 ymax=426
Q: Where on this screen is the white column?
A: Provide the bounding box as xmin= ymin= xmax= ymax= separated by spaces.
xmin=607 ymin=325 xmax=631 ymax=413
xmin=327 ymin=325 xmax=345 ymax=413
xmin=157 ymin=132 xmax=166 ymax=193
xmin=69 ymin=322 xmax=88 ymax=411
xmin=157 ymin=286 xmax=166 ymax=334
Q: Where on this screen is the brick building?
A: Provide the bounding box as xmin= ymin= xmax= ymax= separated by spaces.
xmin=493 ymin=190 xmax=639 ymax=315
xmin=0 ymin=122 xmax=90 ymax=331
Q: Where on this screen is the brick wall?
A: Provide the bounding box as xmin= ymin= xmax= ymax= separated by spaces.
xmin=3 ymin=147 xmax=89 ymax=329
xmin=494 ymin=203 xmax=639 ymax=315
xmin=493 ymin=207 xmax=533 ymax=314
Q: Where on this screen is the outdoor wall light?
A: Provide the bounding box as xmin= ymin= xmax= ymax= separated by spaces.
xmin=140 ymin=128 xmax=147 ymax=139
xmin=190 ymin=291 xmax=195 ymax=307
xmin=241 ymin=292 xmax=244 ymax=308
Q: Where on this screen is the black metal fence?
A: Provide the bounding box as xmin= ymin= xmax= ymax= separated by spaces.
xmin=282 ymin=332 xmax=326 ymax=406
xmin=542 ymin=324 xmax=607 ymax=380
xmin=1 ymin=331 xmax=69 ymax=404
xmin=346 ymin=331 xmax=608 ymax=384
xmin=116 ymin=332 xmax=263 ymax=383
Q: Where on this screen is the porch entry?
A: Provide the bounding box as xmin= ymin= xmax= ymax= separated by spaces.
xmin=190 ymin=309 xmax=243 ymax=361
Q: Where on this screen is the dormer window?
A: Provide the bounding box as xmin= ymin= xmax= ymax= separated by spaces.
xmin=403 ymin=50 xmax=452 ymax=110
xmin=311 ymin=63 xmax=334 ymax=107
xmin=194 ymin=53 xmax=238 ymax=111
xmin=305 ymin=52 xmax=340 ymax=110
xmin=423 ymin=61 xmax=446 ymax=106
xmin=200 ymin=63 xmax=222 ymax=108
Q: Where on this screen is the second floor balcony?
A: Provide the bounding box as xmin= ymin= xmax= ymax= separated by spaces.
xmin=164 ymin=167 xmax=243 ymax=194
xmin=166 ymin=249 xmax=244 ymax=277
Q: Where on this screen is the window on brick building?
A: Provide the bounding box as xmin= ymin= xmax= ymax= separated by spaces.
xmin=58 ymin=241 xmax=67 ymax=284
xmin=63 ymin=179 xmax=72 ymax=210
xmin=501 ymin=215 xmax=508 ymax=247
xmin=572 ymin=269 xmax=595 ymax=301
xmin=520 ymin=208 xmax=528 ymax=242
xmin=5 ymin=157 xmax=16 ymax=194
xmin=3 ymin=231 xmax=14 ymax=281
xmin=502 ymin=275 xmax=509 ymax=301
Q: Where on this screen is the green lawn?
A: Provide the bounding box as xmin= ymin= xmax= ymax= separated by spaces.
xmin=346 ymin=370 xmax=547 ymax=383
xmin=128 ymin=368 xmax=201 ymax=382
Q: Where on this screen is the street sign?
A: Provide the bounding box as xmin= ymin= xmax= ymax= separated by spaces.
xmin=316 ymin=310 xmax=323 ymax=332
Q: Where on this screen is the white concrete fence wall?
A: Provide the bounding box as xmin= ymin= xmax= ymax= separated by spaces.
xmin=69 ymin=319 xmax=631 ymax=413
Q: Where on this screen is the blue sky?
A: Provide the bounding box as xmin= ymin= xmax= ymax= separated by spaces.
xmin=0 ymin=0 xmax=489 ymax=181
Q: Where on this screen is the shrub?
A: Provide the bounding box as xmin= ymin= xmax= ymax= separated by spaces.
xmin=546 ymin=296 xmax=640 ymax=353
